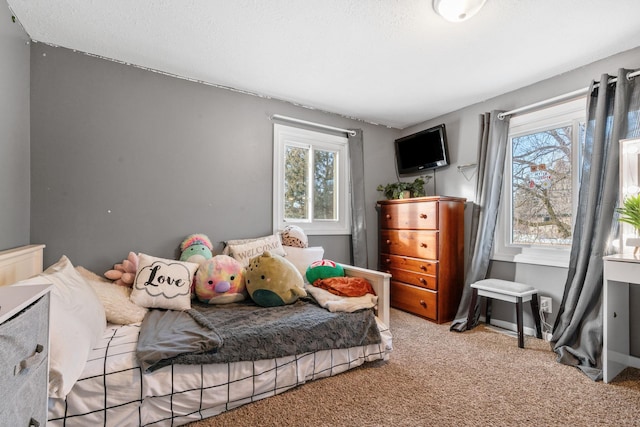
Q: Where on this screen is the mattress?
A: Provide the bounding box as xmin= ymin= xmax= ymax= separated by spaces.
xmin=48 ymin=318 xmax=392 ymax=426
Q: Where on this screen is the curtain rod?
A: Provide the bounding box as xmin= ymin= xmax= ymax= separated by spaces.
xmin=270 ymin=114 xmax=357 ymax=136
xmin=498 ymin=69 xmax=640 ymax=120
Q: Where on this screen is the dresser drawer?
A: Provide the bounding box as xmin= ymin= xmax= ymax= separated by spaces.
xmin=380 ymin=229 xmax=438 ymax=259
xmin=380 ymin=202 xmax=437 ymax=230
xmin=0 ymin=294 xmax=49 ymax=413
xmin=379 ymin=253 xmax=438 ymax=276
xmin=389 ymin=268 xmax=436 ymax=290
xmin=390 ymin=280 xmax=437 ymax=320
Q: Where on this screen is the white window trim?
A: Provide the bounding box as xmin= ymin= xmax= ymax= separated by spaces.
xmin=492 ymin=97 xmax=586 ymax=268
xmin=273 ymin=124 xmax=351 ymax=235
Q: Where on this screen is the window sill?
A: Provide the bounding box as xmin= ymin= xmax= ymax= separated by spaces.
xmin=492 ymin=249 xmax=570 ymax=268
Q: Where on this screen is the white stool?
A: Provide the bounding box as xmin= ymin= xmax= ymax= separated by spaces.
xmin=467 ymin=279 xmax=542 ymax=348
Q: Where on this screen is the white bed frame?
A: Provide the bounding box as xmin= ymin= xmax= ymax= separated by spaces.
xmin=0 ymin=245 xmax=393 ymax=426
xmin=0 ymin=244 xmax=45 ymax=286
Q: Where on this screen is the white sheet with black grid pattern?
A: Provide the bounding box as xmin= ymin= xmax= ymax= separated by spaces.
xmin=48 ymin=318 xmax=392 ymax=427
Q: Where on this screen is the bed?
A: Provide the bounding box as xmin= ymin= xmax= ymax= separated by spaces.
xmin=0 ymin=244 xmax=392 ymax=427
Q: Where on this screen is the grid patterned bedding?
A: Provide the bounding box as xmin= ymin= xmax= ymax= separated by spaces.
xmin=48 ymin=318 xmax=392 ymax=427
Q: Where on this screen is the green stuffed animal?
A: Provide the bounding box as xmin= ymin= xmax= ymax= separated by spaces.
xmin=245 ymin=251 xmax=306 ymax=307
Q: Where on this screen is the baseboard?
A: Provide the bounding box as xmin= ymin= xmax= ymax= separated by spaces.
xmin=481 ymin=317 xmax=550 ymax=341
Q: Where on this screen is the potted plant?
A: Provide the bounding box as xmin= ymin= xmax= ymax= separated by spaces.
xmin=616 ymin=194 xmax=640 ymax=254
xmin=377 ymin=176 xmax=427 ymax=200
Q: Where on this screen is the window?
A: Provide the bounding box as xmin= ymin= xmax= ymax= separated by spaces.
xmin=493 ymin=98 xmax=586 ymax=267
xmin=273 ymin=124 xmax=350 ymax=235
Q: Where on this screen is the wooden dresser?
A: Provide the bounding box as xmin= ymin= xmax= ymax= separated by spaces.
xmin=377 ymin=196 xmax=465 ymax=323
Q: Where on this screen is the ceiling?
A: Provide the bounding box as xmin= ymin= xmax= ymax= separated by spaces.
xmin=7 ymin=0 xmax=640 ymax=129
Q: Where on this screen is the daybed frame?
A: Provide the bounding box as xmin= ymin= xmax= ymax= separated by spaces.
xmin=0 ymin=244 xmax=392 ymax=426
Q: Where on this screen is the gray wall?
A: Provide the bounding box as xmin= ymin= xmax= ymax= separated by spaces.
xmin=0 ymin=2 xmax=30 ymax=250
xmin=29 ymin=43 xmax=400 ymax=274
xmin=403 ymin=46 xmax=640 ymax=331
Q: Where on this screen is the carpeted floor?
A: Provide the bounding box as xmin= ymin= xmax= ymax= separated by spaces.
xmin=187 ymin=308 xmax=640 ymax=427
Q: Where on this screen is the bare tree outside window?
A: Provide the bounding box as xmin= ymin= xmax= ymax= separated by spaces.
xmin=511 ymin=126 xmax=574 ymax=246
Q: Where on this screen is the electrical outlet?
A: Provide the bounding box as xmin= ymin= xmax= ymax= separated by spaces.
xmin=540 ymin=296 xmax=552 ymax=313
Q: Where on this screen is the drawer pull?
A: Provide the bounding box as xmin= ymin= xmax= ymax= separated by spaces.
xmin=14 ymin=344 xmax=45 ymax=376
xmin=419 ymin=300 xmax=427 ymax=308
xmin=420 ymin=242 xmax=428 ymax=248
xmin=386 ymin=214 xmax=392 ymax=219
xmin=420 ymin=265 xmax=427 ymax=271
xmin=419 ymin=278 xmax=426 ymax=284
xmin=385 ymin=258 xmax=391 ymax=264
xmin=420 ymin=213 xmax=428 ymax=219
xmin=386 ymin=239 xmax=392 ymax=245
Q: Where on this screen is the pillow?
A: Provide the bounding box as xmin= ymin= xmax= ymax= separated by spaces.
xmin=130 ymin=253 xmax=198 ymax=310
xmin=306 ymin=259 xmax=345 ymax=284
xmin=76 ymin=266 xmax=148 ymax=324
xmin=27 ymin=256 xmax=106 ymax=398
xmin=283 ymin=246 xmax=324 ymax=282
xmin=226 ymin=234 xmax=287 ymax=267
xmin=281 ymin=225 xmax=308 ymax=248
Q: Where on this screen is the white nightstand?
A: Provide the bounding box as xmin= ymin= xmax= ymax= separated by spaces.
xmin=0 ymin=283 xmax=51 ymax=426
xmin=603 ymin=254 xmax=640 ymax=383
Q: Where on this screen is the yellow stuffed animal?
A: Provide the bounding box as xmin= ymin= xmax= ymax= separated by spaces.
xmin=245 ymin=251 xmax=306 ymax=307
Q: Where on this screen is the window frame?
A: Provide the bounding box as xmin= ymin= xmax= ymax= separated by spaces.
xmin=493 ymin=97 xmax=586 ymax=268
xmin=273 ymin=123 xmax=351 ymax=235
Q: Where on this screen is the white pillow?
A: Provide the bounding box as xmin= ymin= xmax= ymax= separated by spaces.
xmin=226 ymin=234 xmax=287 ymax=267
xmin=284 ymin=246 xmax=324 ymax=282
xmin=30 ymin=256 xmax=106 ymax=398
xmin=76 ymin=266 xmax=148 ymax=325
xmin=130 ymin=254 xmax=198 ymax=310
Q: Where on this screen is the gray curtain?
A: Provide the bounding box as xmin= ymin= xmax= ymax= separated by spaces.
xmin=552 ymin=69 xmax=640 ymax=380
xmin=348 ymin=129 xmax=368 ymax=268
xmin=450 ymin=111 xmax=510 ymax=332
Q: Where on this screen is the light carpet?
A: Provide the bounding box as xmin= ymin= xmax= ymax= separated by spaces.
xmin=187 ymin=308 xmax=640 ymax=427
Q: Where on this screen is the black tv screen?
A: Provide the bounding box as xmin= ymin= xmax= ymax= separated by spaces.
xmin=394 ymin=124 xmax=450 ymax=176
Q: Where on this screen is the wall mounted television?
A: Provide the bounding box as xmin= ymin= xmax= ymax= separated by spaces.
xmin=394 ymin=123 xmax=450 ymax=176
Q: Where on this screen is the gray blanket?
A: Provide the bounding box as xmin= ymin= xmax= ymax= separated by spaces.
xmin=137 ymin=297 xmax=381 ymax=372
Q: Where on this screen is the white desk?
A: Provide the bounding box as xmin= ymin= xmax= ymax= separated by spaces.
xmin=603 ymin=254 xmax=640 ymax=383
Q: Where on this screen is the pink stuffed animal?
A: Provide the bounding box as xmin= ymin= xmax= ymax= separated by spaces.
xmin=104 ymin=252 xmax=139 ymax=287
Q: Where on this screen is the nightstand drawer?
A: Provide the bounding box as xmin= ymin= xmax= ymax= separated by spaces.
xmin=380 ymin=202 xmax=437 ymax=230
xmin=0 ymin=294 xmax=49 ymax=423
xmin=380 ymin=230 xmax=438 ymax=259
xmin=379 ymin=253 xmax=438 ymax=276
xmin=390 ymin=280 xmax=437 ymax=321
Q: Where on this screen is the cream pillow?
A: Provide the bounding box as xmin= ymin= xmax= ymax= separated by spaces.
xmin=284 ymin=246 xmax=324 ymax=282
xmin=130 ymin=254 xmax=198 ymax=310
xmin=76 ymin=266 xmax=148 ymax=324
xmin=226 ymin=234 xmax=287 ymax=267
xmin=32 ymin=256 xmax=106 ymax=398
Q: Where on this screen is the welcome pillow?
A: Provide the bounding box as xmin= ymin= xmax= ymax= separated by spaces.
xmin=130 ymin=254 xmax=198 ymax=310
xmin=226 ymin=234 xmax=286 ymax=267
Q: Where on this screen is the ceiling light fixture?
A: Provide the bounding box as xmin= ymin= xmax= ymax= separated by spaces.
xmin=433 ymin=0 xmax=487 ymax=23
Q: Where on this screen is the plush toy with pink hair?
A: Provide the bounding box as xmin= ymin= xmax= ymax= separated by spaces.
xmin=104 ymin=251 xmax=139 ymax=287
xmin=194 ymin=255 xmax=246 ymax=304
xmin=179 ymin=233 xmax=214 ymax=264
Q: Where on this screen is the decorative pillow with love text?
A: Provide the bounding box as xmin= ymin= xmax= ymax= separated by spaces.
xmin=130 ymin=253 xmax=199 ymax=310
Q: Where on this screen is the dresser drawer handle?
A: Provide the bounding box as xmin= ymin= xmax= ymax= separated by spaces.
xmin=386 ymin=239 xmax=392 ymax=245
xmin=385 ymin=214 xmax=392 ymax=219
xmin=420 ymin=265 xmax=427 ymax=271
xmin=419 ymin=300 xmax=427 ymax=308
xmin=420 ymin=242 xmax=428 ymax=248
xmin=420 ymin=213 xmax=428 ymax=219
xmin=419 ymin=278 xmax=426 ymax=284
xmin=14 ymin=344 xmax=45 ymax=376
xmin=385 ymin=258 xmax=391 ymax=264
